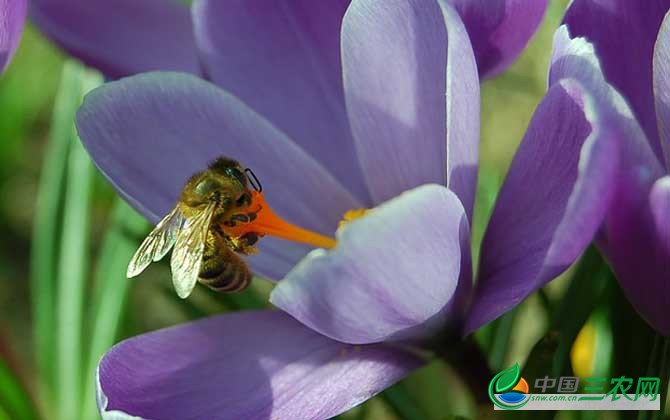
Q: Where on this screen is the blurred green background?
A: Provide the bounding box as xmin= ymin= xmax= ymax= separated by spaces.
xmin=0 ymin=0 xmax=665 ymax=419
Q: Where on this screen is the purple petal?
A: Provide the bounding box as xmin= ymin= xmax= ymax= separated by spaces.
xmin=654 ymin=12 xmax=670 ymax=170
xmin=563 ymin=0 xmax=670 ymax=163
xmin=97 ymin=310 xmax=423 ymax=420
xmin=465 ymin=80 xmax=619 ymax=333
xmin=549 ymin=26 xmax=664 ymax=186
xmin=75 ymin=72 xmax=361 ymax=280
xmin=0 ymin=0 xmax=26 ymax=74
xmin=550 ymin=27 xmax=669 ymax=334
xmin=603 ymin=174 xmax=670 ymax=335
xmin=448 ymin=0 xmax=548 ymax=79
xmin=341 ymin=0 xmax=479 ymax=220
xmin=30 ymin=0 xmax=199 ymax=78
xmin=650 ymin=176 xmax=670 ymax=256
xmin=192 ymin=0 xmax=370 ymax=204
xmin=247 ymin=238 xmax=314 ymax=284
xmin=271 ymin=184 xmax=472 ymax=344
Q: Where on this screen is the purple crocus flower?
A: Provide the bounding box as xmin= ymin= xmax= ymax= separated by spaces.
xmin=556 ymin=0 xmax=670 ymax=335
xmin=29 ymin=0 xmax=546 ymax=81
xmin=74 ymin=1 xmax=618 ymax=418
xmin=0 ymin=0 xmax=26 ymax=74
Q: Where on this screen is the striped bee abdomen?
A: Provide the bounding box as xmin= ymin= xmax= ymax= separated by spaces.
xmin=198 ymin=230 xmax=252 ymax=293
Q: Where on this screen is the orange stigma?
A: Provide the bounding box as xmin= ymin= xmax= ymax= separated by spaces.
xmin=223 ymin=191 xmax=336 ymax=249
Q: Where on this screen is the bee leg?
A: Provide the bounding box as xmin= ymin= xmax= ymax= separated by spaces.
xmin=230 ymin=213 xmax=250 ymax=223
xmin=227 ymin=232 xmax=261 ymax=255
xmin=243 ymin=204 xmax=262 ymax=222
xmin=225 ymin=200 xmax=262 ymax=227
xmin=242 ymin=232 xmax=259 ymax=245
xmin=240 ymin=232 xmax=260 ymax=248
xmin=222 ymin=213 xmax=249 ymax=228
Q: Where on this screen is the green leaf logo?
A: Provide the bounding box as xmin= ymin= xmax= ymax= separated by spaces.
xmin=495 ymin=363 xmax=521 ymax=393
xmin=488 ymin=363 xmax=529 ymax=410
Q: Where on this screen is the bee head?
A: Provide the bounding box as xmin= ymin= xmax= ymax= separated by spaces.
xmin=188 ymin=173 xmax=245 ymax=206
xmin=182 ymin=157 xmax=261 ymax=211
xmin=208 ymin=157 xmax=257 ymax=207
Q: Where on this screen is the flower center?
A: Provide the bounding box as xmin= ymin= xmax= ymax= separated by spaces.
xmin=222 ymin=191 xmax=337 ymax=249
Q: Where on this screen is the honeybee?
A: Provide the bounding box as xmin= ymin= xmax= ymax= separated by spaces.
xmin=127 ymin=157 xmax=265 ymax=299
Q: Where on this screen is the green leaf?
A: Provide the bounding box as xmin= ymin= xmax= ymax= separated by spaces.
xmin=488 ymin=308 xmax=518 ymax=372
xmin=522 ymin=332 xmax=561 ymax=380
xmin=56 ymin=137 xmax=93 ymax=420
xmin=470 ymin=166 xmax=501 ymax=273
xmin=380 ymin=381 xmax=429 ymax=420
xmin=550 ymin=246 xmax=609 ymax=377
xmin=513 ymin=333 xmax=561 ymax=420
xmin=401 ymin=361 xmax=475 ymax=419
xmin=50 ymin=62 xmax=103 ymax=420
xmin=80 ymin=199 xmax=148 ymax=419
xmin=510 ymin=248 xmax=609 ymax=420
xmin=608 ymin=277 xmax=656 ymax=383
xmin=0 ymin=26 xmax=65 ymax=176
xmin=495 ymin=363 xmax=520 ymax=393
xmin=30 ymin=60 xmax=96 ymax=408
xmin=0 ymin=358 xmax=38 ymax=420
xmin=654 ymin=337 xmax=670 ymax=420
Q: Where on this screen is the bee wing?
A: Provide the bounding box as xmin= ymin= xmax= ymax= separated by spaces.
xmin=170 ymin=201 xmax=216 ymax=299
xmin=127 ymin=206 xmax=184 ymax=278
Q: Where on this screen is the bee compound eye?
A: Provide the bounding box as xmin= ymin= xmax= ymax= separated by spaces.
xmin=225 ymin=167 xmax=247 ymax=187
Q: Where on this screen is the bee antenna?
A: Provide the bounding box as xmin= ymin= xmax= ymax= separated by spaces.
xmin=245 ymin=168 xmax=262 ymax=192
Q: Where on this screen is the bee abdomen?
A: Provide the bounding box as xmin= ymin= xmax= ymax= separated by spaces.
xmin=199 ymin=259 xmax=251 ymax=293
xmin=199 ymin=229 xmax=252 ymax=293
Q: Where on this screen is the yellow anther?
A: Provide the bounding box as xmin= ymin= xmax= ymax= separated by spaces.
xmin=338 ymin=208 xmax=372 ymax=231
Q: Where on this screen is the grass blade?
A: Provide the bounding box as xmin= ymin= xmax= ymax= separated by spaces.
xmin=488 ymin=308 xmax=518 ymax=372
xmin=381 ymin=382 xmax=429 ymax=420
xmin=550 ymin=246 xmax=609 ymax=377
xmin=56 ymin=138 xmax=92 ymax=420
xmin=53 ymin=63 xmax=102 ymax=420
xmin=30 ymin=61 xmax=86 ymax=402
xmin=0 ymin=358 xmax=38 ymax=420
xmin=80 ymin=199 xmax=147 ymax=419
